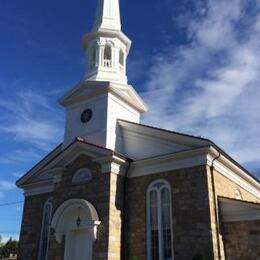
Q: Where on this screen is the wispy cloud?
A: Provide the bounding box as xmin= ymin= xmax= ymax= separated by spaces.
xmin=143 ymin=0 xmax=260 ymax=168
xmin=0 ymin=181 xmax=15 ymax=190
xmin=0 ymin=149 xmax=42 ymax=165
xmin=0 ymin=180 xmax=16 ymax=199
xmin=0 ymin=89 xmax=63 ymax=152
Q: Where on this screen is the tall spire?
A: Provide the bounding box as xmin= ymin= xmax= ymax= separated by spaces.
xmin=93 ymin=0 xmax=121 ymax=31
xmin=60 ymin=0 xmax=147 ymax=149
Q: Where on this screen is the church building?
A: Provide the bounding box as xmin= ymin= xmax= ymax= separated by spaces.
xmin=17 ymin=0 xmax=260 ymax=259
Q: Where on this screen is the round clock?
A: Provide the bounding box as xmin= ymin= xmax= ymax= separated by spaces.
xmin=80 ymin=109 xmax=93 ymax=123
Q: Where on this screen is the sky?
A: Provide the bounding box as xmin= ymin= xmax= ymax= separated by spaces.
xmin=0 ymin=0 xmax=260 ymax=243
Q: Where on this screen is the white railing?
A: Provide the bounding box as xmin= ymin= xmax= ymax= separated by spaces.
xmin=103 ymin=59 xmax=112 ymax=68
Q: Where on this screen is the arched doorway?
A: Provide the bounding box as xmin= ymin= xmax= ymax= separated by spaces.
xmin=51 ymin=199 xmax=100 ymax=260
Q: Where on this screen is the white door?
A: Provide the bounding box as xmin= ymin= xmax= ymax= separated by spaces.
xmin=64 ymin=229 xmax=92 ymax=260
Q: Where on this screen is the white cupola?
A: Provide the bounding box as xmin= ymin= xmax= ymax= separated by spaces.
xmin=60 ymin=0 xmax=147 ymax=150
xmin=82 ymin=0 xmax=131 ymax=84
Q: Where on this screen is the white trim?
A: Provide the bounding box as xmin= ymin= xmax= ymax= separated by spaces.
xmin=72 ymin=168 xmax=93 ymax=184
xmin=146 ymin=179 xmax=174 ymax=260
xmin=48 ymin=142 xmax=111 ymax=170
xmin=93 ymin=154 xmax=128 ymax=175
xmin=16 ymin=145 xmax=62 ymax=187
xmin=129 ymin=146 xmax=260 ymax=199
xmin=59 ymin=80 xmax=147 ymax=113
xmin=51 ymin=199 xmax=100 ymax=243
xmin=23 ymin=181 xmax=54 ymax=197
xmin=220 ymin=198 xmax=260 ymax=222
xmin=207 ymin=149 xmax=260 ymax=198
xmin=38 ymin=197 xmax=53 ymax=260
xmin=129 ymin=148 xmax=208 ymax=177
xmin=118 ymin=120 xmax=210 ymax=147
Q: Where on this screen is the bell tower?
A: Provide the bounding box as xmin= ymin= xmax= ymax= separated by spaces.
xmin=82 ymin=0 xmax=130 ymax=84
xmin=60 ymin=0 xmax=147 ymax=149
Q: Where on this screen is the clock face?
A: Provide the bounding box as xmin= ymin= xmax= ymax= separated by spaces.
xmin=80 ymin=109 xmax=93 ymax=124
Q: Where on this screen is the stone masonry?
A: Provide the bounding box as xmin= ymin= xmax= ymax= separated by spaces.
xmin=127 ymin=165 xmax=215 ymax=260
xmin=18 ymin=156 xmax=260 ymax=260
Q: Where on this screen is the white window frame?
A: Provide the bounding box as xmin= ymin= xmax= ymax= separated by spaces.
xmin=38 ymin=198 xmax=53 ymax=260
xmin=72 ymin=168 xmax=92 ymax=184
xmin=146 ymin=179 xmax=174 ymax=260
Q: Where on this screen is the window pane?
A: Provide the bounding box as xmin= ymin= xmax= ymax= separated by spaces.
xmin=104 ymin=45 xmax=112 ymax=60
xmin=150 ymin=190 xmax=159 ymax=260
xmin=119 ymin=50 xmax=124 ymax=66
xmin=39 ymin=202 xmax=52 ymax=260
xmin=161 ymin=188 xmax=172 ymax=259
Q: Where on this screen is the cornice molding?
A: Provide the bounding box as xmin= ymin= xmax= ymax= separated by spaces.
xmin=129 ymin=146 xmax=260 ymax=198
xmin=93 ymin=154 xmax=129 ymax=175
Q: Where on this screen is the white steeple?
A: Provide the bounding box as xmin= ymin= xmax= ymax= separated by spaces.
xmin=82 ymin=0 xmax=131 ymax=84
xmin=92 ymin=0 xmax=121 ymax=31
xmin=60 ymin=0 xmax=147 ymax=150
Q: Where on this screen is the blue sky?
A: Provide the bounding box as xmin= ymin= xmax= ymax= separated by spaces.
xmin=0 ymin=0 xmax=260 ymax=242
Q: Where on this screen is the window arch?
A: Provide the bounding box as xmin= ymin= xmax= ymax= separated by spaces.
xmin=72 ymin=168 xmax=92 ymax=184
xmin=104 ymin=44 xmax=112 ymax=60
xmin=38 ymin=198 xmax=53 ymax=260
xmin=147 ymin=180 xmax=173 ymax=260
xmin=103 ymin=44 xmax=112 ymax=68
xmin=119 ymin=49 xmax=124 ymax=66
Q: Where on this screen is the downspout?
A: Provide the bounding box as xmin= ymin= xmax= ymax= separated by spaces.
xmin=121 ymin=159 xmax=132 ymax=260
xmin=210 ymin=149 xmax=222 ymax=260
xmin=217 ymin=197 xmax=228 ymax=260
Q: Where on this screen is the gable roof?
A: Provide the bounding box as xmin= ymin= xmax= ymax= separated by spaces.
xmin=118 ymin=119 xmax=212 ymax=146
xmin=118 ymin=119 xmax=260 ymax=184
xmin=16 ymin=120 xmax=259 ymax=190
xmin=16 ymin=137 xmax=124 ymax=188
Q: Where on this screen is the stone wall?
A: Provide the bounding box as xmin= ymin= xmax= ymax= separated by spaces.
xmin=206 ymin=167 xmax=260 ymax=260
xmin=223 ymin=220 xmax=260 ymax=260
xmin=107 ymin=173 xmax=124 ymax=260
xmin=48 ymin=154 xmax=111 ymax=260
xmin=18 ymin=154 xmax=120 ymax=260
xmin=213 ymin=168 xmax=260 ymax=203
xmin=18 ymin=193 xmax=53 ymax=260
xmin=127 ymin=165 xmax=215 ymax=260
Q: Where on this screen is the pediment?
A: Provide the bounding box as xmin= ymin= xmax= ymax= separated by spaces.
xmin=116 ymin=120 xmax=211 ymax=160
xmin=17 ymin=139 xmax=113 ymax=187
xmin=59 ymin=80 xmax=147 ymax=113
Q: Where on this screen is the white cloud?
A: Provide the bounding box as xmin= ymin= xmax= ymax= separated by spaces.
xmin=0 ymin=181 xmax=15 ymax=190
xmin=0 ymin=148 xmax=42 ymax=164
xmin=0 ymin=90 xmax=63 ymax=152
xmin=11 ymin=172 xmax=24 ymax=178
xmin=143 ymin=0 xmax=260 ymax=168
xmin=0 ymin=180 xmax=16 ymax=200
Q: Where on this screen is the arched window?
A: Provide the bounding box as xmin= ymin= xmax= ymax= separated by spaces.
xmin=119 ymin=49 xmax=124 ymax=66
xmin=103 ymin=44 xmax=112 ymax=68
xmin=147 ymin=180 xmax=173 ymax=260
xmin=38 ymin=198 xmax=53 ymax=260
xmin=104 ymin=45 xmax=112 ymax=60
xmin=72 ymin=168 xmax=92 ymax=184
